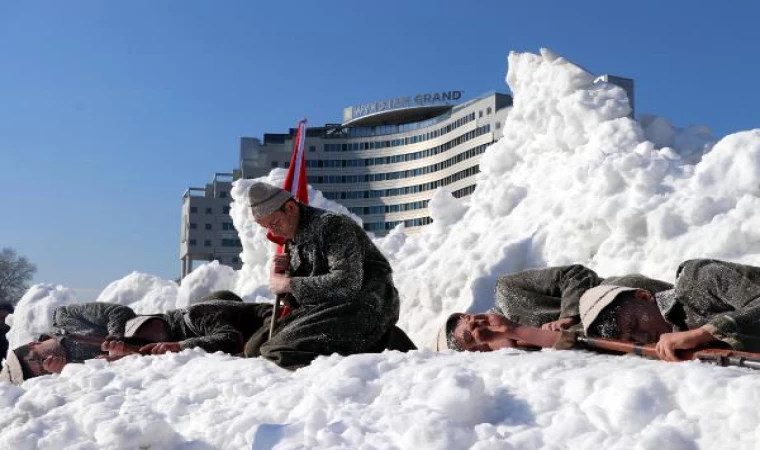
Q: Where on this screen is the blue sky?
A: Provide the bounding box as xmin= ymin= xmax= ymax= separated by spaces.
xmin=1 ymin=1 xmax=759 ymax=300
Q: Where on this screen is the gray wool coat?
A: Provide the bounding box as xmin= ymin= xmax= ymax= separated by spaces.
xmin=660 ymin=259 xmax=760 ymax=351
xmin=246 ymin=204 xmax=401 ymax=369
xmin=52 ymin=302 xmax=138 ymax=362
xmin=162 ymin=300 xmax=273 ymax=354
xmin=492 ymin=265 xmax=673 ymax=327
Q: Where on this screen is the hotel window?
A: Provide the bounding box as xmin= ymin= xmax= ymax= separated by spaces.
xmin=205 ymin=207 xmax=213 ymax=214
xmin=190 ymin=206 xmax=198 ymax=214
xmin=189 ymin=223 xmax=197 ymax=229
xmin=479 ymin=111 xmax=483 ymax=118
xmin=223 ymin=206 xmax=230 ymax=214
xmin=189 ymin=239 xmax=197 ymax=246
xmin=205 ymin=223 xmax=212 ymax=230
xmin=219 ymin=192 xmax=227 ymax=198
xmin=271 ymin=161 xmax=278 ymax=168
xmin=487 ymin=107 xmax=492 ymax=115
xmin=309 ymin=145 xmax=316 ymax=152
xmin=204 ymin=240 xmax=212 ymax=247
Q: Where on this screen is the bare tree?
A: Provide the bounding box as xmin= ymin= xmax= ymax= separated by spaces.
xmin=0 ymin=248 xmax=37 ymax=305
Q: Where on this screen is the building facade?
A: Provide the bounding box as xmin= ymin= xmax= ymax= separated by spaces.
xmin=240 ymin=91 xmax=512 ymax=233
xmin=179 ymin=173 xmax=243 ymax=277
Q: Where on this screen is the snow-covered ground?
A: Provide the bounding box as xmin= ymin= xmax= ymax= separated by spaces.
xmin=4 ymin=48 xmax=760 ymax=449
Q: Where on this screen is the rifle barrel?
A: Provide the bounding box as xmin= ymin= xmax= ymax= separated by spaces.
xmin=576 ymin=336 xmax=659 ymax=358
xmin=578 ymin=336 xmax=760 ymax=370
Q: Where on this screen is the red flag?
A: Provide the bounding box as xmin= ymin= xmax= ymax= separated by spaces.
xmin=266 ymin=119 xmax=308 ymax=250
xmin=268 ymin=119 xmax=307 ymax=319
xmin=282 ymin=119 xmax=309 ymax=206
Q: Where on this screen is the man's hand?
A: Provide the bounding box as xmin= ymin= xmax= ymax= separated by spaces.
xmin=139 ymin=342 xmax=182 ymax=355
xmin=655 ymin=327 xmax=718 ymax=362
xmin=42 ymin=355 xmax=68 ymax=374
xmin=101 ymin=340 xmax=139 ymax=357
xmin=272 ymin=253 xmax=290 ymax=274
xmin=541 ymin=317 xmax=579 ymax=331
xmin=269 ymin=272 xmax=292 ymax=294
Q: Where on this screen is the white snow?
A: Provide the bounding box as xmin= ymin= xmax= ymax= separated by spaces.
xmin=3 ymin=48 xmax=760 ymax=449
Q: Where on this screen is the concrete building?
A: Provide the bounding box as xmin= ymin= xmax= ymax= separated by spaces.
xmin=180 ymin=173 xmax=242 ymax=277
xmin=180 ymin=79 xmax=633 ymax=278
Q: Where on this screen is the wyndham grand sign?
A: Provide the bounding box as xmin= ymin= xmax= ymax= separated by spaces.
xmin=343 ymin=91 xmax=464 ymax=122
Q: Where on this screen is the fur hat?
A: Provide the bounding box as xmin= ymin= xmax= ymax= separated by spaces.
xmin=0 ymin=349 xmax=24 ymax=385
xmin=248 ymin=182 xmax=292 ymax=220
xmin=579 ymin=285 xmax=638 ymax=333
xmin=124 ymin=315 xmax=167 ymax=339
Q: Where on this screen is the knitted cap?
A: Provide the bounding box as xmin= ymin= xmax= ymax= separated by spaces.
xmin=579 ymin=285 xmax=638 ymax=333
xmin=0 ymin=349 xmax=24 ymax=385
xmin=429 ymin=313 xmax=462 ymax=351
xmin=248 ymin=182 xmax=292 ymax=220
xmin=124 ymin=315 xmax=166 ymax=339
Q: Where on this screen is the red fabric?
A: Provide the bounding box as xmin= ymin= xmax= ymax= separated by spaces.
xmin=266 ymin=119 xmax=309 ymax=249
xmin=278 ymin=305 xmax=292 ymax=319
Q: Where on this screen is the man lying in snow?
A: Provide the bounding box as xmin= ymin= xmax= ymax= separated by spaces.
xmin=1 ymin=302 xmax=141 ymax=384
xmin=244 ymin=182 xmax=415 ymax=370
xmin=436 ymin=259 xmax=760 ymax=361
xmin=489 ymin=264 xmax=672 ymax=332
xmin=0 ymin=291 xmax=260 ymax=384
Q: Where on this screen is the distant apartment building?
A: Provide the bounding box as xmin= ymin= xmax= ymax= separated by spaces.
xmin=180 ymin=78 xmax=633 ymax=278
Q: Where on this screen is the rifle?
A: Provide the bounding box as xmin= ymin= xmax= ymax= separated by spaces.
xmin=61 ymin=333 xmax=145 ymax=355
xmin=496 ymin=324 xmax=760 ymax=370
xmin=575 ymin=336 xmax=760 ymax=370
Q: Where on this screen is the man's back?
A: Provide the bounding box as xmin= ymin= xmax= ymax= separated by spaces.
xmin=163 ymin=300 xmax=273 ymax=354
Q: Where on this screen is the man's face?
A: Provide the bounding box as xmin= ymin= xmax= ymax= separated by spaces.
xmin=254 ymin=202 xmax=299 ymax=240
xmin=452 ymin=313 xmax=516 ymax=352
xmin=614 ymin=290 xmax=672 ymax=344
xmin=22 ymin=339 xmax=65 ymax=377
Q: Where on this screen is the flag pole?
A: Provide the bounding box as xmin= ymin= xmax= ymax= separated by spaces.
xmin=268 ymin=119 xmax=308 ymax=339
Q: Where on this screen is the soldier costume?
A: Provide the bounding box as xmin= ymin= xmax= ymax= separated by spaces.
xmin=245 ymin=183 xmax=413 ymax=370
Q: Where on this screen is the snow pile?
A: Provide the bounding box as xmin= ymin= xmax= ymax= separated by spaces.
xmin=4 ymin=48 xmax=760 ymax=449
xmin=1 ymin=348 xmax=758 ymax=449
xmin=175 ymin=261 xmax=237 ymax=308
xmin=95 ymin=272 xmax=179 ymax=314
xmin=5 ymin=285 xmax=78 ymax=351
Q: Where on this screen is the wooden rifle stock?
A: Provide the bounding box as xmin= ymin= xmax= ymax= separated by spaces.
xmin=576 ymin=336 xmax=760 ymax=370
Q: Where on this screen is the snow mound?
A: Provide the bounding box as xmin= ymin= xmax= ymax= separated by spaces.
xmin=95 ymin=271 xmax=179 ymax=313
xmin=1 ymin=349 xmax=758 ymax=449
xmin=7 ymin=285 xmax=80 ymax=350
